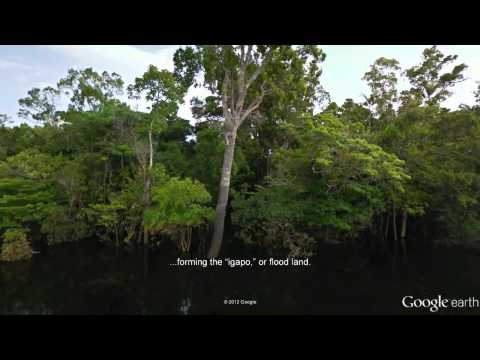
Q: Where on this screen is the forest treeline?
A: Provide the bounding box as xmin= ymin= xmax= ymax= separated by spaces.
xmin=0 ymin=45 xmax=479 ymax=263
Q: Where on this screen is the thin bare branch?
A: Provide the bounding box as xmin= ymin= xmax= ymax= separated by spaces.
xmin=245 ymin=45 xmax=253 ymax=64
xmin=222 ymin=70 xmax=231 ymax=121
xmin=236 ymin=45 xmax=259 ymax=114
xmin=239 ymin=45 xmax=245 ymax=64
xmin=245 ymin=48 xmax=273 ymax=91
xmin=236 ymin=46 xmax=250 ymax=113
xmin=239 ymin=82 xmax=267 ymax=124
xmin=231 ymin=75 xmax=235 ymax=116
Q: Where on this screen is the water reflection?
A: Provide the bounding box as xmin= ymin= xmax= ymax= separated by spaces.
xmin=1 ymin=241 xmax=480 ymax=315
xmin=179 ymin=297 xmax=192 ymax=315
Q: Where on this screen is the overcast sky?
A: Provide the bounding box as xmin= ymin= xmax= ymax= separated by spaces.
xmin=1 ymin=45 xmax=479 ymax=125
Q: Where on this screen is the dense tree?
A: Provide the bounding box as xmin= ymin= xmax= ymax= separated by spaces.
xmin=58 ymin=68 xmax=124 ymax=112
xmin=232 ymin=113 xmax=410 ymax=257
xmin=365 ymin=47 xmax=472 ymax=259
xmin=126 ymin=66 xmax=187 ymax=258
xmin=1 ymin=45 xmax=480 ymax=271
xmin=18 ymin=87 xmax=61 ymax=126
xmin=362 ymin=57 xmax=401 ymax=126
xmin=145 ymin=176 xmax=214 ymax=252
xmin=175 ymin=45 xmax=325 ymax=257
xmin=401 ymin=46 xmax=467 ymax=107
xmin=0 ymin=228 xmax=32 ymax=262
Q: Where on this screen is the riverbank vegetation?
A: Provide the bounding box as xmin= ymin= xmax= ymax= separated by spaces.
xmin=1 ymin=45 xmax=479 ymax=264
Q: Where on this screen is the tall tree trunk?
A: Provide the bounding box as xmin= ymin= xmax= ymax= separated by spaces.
xmin=142 ymin=172 xmax=152 ymax=276
xmin=266 ymin=149 xmax=272 ymax=178
xmin=148 ymin=123 xmax=153 ymax=170
xmin=103 ymin=161 xmax=109 ymax=202
xmin=379 ymin=214 xmax=385 ymax=251
xmin=142 ymin=177 xmax=150 ymax=278
xmin=400 ymin=210 xmax=408 ymax=257
xmin=143 ymin=228 xmax=149 ymax=278
xmin=205 ymin=46 xmax=269 ymax=258
xmin=115 ymin=226 xmax=119 ymax=257
xmin=137 ymin=222 xmax=143 ymax=247
xmin=142 ymin=123 xmax=154 ymax=276
xmin=392 ymin=205 xmax=398 ymax=260
xmin=208 ymin=130 xmax=237 ymax=258
xmin=384 ymin=212 xmax=390 ymax=250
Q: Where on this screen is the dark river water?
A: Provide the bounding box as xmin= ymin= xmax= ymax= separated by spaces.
xmin=1 ymin=238 xmax=480 ymax=315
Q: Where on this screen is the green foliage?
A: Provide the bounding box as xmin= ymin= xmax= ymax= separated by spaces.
xmin=232 ymin=184 xmax=315 ymax=257
xmin=427 ymin=110 xmax=480 ymax=242
xmin=2 ymin=45 xmax=480 ymax=260
xmin=331 ymin=98 xmax=373 ymax=128
xmin=18 ymin=86 xmax=61 ymax=125
xmin=144 ymin=176 xmax=214 ymax=252
xmin=402 ymin=46 xmax=467 ymax=107
xmin=173 ymin=46 xmax=202 ymax=90
xmin=127 ymin=65 xmax=185 ymax=109
xmin=232 ymin=113 xmax=410 ymax=252
xmin=176 ymin=45 xmax=326 ymax=119
xmin=87 ymin=171 xmax=145 ymax=246
xmin=145 ymin=177 xmax=214 ymax=231
xmin=89 ymin=202 xmax=126 ymax=243
xmin=58 ymin=68 xmax=124 ymax=112
xmin=0 ymin=151 xmax=58 ymax=229
xmin=363 ymin=57 xmax=401 ymax=123
xmin=373 ymin=91 xmax=480 ymax=244
xmin=41 ymin=205 xmax=90 ymax=245
xmin=0 ymin=228 xmax=32 ymax=262
xmin=0 ymin=150 xmax=90 ymax=244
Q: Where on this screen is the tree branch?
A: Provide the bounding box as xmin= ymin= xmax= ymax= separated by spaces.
xmin=236 ymin=45 xmax=261 ymax=114
xmin=236 ymin=46 xmax=251 ymax=113
xmin=239 ymin=45 xmax=245 ymax=64
xmin=222 ymin=70 xmax=231 ymax=122
xmin=245 ymin=45 xmax=253 ymax=64
xmin=239 ymin=82 xmax=267 ymax=124
xmin=245 ymin=47 xmax=273 ymax=91
xmin=231 ymin=74 xmax=235 ymax=116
